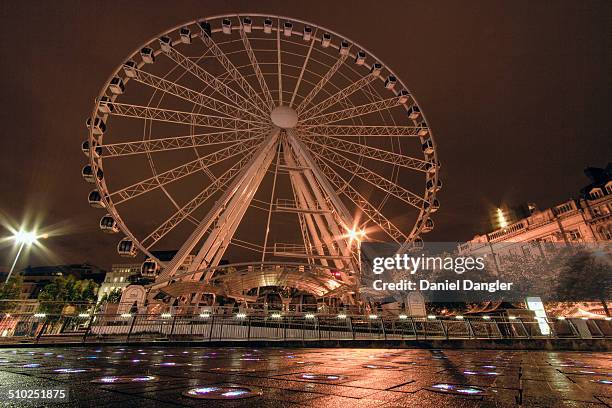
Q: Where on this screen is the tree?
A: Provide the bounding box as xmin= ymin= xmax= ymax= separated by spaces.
xmin=0 ymin=274 xmax=24 ymax=312
xmin=37 ymin=275 xmax=99 ymax=313
xmin=99 ymin=288 xmax=122 ymax=303
xmin=555 ymin=249 xmax=612 ymax=317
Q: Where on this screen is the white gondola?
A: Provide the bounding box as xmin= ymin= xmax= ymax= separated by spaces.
xmin=140 ymin=47 xmax=154 ymax=63
xmin=430 ymin=199 xmax=440 ymax=213
xmin=420 ymin=218 xmax=434 ymax=233
xmin=123 ymin=60 xmax=137 ymax=77
xmin=81 ymin=140 xmax=102 ymax=157
xmin=97 ymin=96 xmax=114 ymax=114
xmin=370 ymin=62 xmax=382 ymax=77
xmin=222 ymin=18 xmax=232 ymax=34
xmin=426 ymin=178 xmax=442 ymax=192
xmin=242 ymin=17 xmax=252 ymax=33
xmin=412 ymin=237 xmax=424 ymax=250
xmin=198 ymin=20 xmax=212 ymax=36
xmin=422 ymin=138 xmax=434 ymax=155
xmin=321 ymin=32 xmax=331 ymax=48
xmin=339 ymin=40 xmax=349 ymax=56
xmin=82 ymin=165 xmax=103 ymax=183
xmin=385 ymin=75 xmax=396 ymax=90
xmin=418 ymin=122 xmax=429 ymax=136
xmin=88 ymin=190 xmax=105 ymax=208
xmin=159 ymin=36 xmax=172 ymax=52
xmin=424 ymin=161 xmax=437 ymax=174
xmin=141 ymin=259 xmax=160 ymax=277
xmin=407 ymin=105 xmax=421 ymax=120
xmin=99 ymin=214 xmax=119 ymax=233
xmin=263 ymin=18 xmax=273 ymax=34
xmin=283 ymin=21 xmax=293 ymax=37
xmin=355 ymin=50 xmax=366 ymax=65
xmin=303 ymin=26 xmax=312 ymax=41
xmin=179 ymin=27 xmax=191 ymax=44
xmin=86 ymin=117 xmax=106 ymax=135
xmin=117 ymin=238 xmax=137 ymax=257
xmin=398 ymin=90 xmax=409 ymax=104
xmin=109 ymin=77 xmax=125 ymax=95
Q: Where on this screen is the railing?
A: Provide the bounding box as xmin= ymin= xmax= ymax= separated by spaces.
xmin=0 ymin=310 xmax=610 ymax=345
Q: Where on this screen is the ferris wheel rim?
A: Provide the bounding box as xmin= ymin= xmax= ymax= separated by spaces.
xmin=86 ymin=13 xmax=440 ymax=265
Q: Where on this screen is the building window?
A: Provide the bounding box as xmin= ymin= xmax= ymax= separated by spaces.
xmin=590 ymin=188 xmax=603 ymax=200
xmin=599 ymin=227 xmax=612 ymax=241
xmin=568 ymin=230 xmax=582 ymax=241
xmin=606 ymin=183 xmax=612 ymax=195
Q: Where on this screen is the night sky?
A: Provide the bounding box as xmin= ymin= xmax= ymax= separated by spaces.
xmin=0 ymin=0 xmax=610 ymax=271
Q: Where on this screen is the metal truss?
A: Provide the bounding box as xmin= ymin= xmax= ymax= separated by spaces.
xmin=299 ymin=132 xmax=429 ymax=172
xmin=308 ymin=155 xmax=408 ymax=242
xmin=200 ymin=32 xmax=270 ymax=112
xmin=296 ymin=53 xmax=349 ymax=114
xmin=238 ymin=18 xmax=276 ymax=110
xmin=301 ymin=97 xmax=402 ymax=126
xmin=163 ymin=46 xmax=268 ymax=117
xmin=142 ymin=155 xmax=252 ymax=249
xmin=301 ymin=74 xmax=377 ymax=118
xmin=101 ymin=128 xmax=268 ymax=158
xmin=110 ymin=102 xmax=261 ymax=130
xmin=311 ymin=146 xmax=426 ymax=210
xmin=130 ymin=68 xmax=266 ymax=122
xmin=297 ymin=124 xmax=424 ymax=137
xmin=109 ymin=135 xmax=264 ymax=205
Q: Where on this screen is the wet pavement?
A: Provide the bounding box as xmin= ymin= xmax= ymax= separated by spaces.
xmin=0 ymin=346 xmax=609 ymax=407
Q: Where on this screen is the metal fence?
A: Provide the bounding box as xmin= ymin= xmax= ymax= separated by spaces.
xmin=0 ymin=310 xmax=610 ymax=344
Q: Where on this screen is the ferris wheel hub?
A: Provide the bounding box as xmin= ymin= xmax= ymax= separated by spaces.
xmin=270 ymin=105 xmax=298 ymax=128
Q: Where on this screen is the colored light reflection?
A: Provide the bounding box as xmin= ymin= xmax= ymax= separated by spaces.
xmin=54 ymin=368 xmax=89 ymax=373
xmin=183 ymin=385 xmax=261 ymax=400
xmin=430 ymin=383 xmax=485 ymax=395
xmin=591 ymin=379 xmax=612 ymax=385
xmin=92 ymin=375 xmax=158 ymax=384
xmin=22 ymin=363 xmax=41 ymax=368
xmin=363 ymin=364 xmax=396 ymax=369
xmin=301 ymin=374 xmax=344 ymax=381
xmin=464 ymin=370 xmax=500 ymax=376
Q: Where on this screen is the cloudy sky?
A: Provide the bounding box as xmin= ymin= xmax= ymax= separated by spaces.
xmin=0 ymin=0 xmax=610 ymax=270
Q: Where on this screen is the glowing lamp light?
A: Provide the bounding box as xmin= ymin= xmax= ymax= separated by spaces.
xmin=482 ymin=316 xmax=491 ymax=320
xmin=557 ymin=316 xmax=566 ymax=320
xmin=33 ymin=313 xmax=46 ymax=318
xmin=398 ymin=314 xmax=407 ymax=319
xmin=78 ymin=313 xmax=90 ymax=318
xmin=427 ymin=315 xmax=436 ymax=319
xmin=369 ymin=314 xmax=378 ymax=319
xmin=199 ymin=313 xmax=210 ymax=318
xmin=508 ymin=316 xmax=517 ymax=320
xmin=120 ymin=313 xmax=132 ymax=318
xmin=161 ymin=313 xmax=172 ymax=319
xmin=496 ymin=208 xmax=509 ymax=229
xmin=236 ymin=313 xmax=246 ymax=319
xmin=455 ymin=315 xmax=464 ymax=320
xmin=271 ymin=313 xmax=282 ymax=319
xmin=305 ymin=314 xmax=315 ymax=319
xmin=13 ymin=230 xmax=39 ymax=245
xmin=337 ymin=314 xmax=347 ymax=319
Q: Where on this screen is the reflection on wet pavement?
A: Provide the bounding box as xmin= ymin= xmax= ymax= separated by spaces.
xmin=0 ymin=346 xmax=609 ymax=407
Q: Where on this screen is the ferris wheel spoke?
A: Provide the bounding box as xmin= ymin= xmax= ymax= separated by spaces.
xmin=130 ymin=68 xmax=266 ymax=122
xmin=301 ymin=75 xmax=377 ymax=118
xmin=310 ymin=155 xmax=408 ymax=242
xmin=296 ymin=52 xmax=349 ymax=114
xmin=310 ymin=146 xmax=426 ymax=210
xmin=142 ymin=155 xmax=252 ymax=249
xmin=297 ymin=124 xmax=425 ymax=137
xmin=276 ymin=20 xmax=283 ymax=106
xmin=299 ymin=132 xmax=430 ymax=172
xmin=110 ymin=102 xmax=262 ymax=130
xmin=163 ymin=46 xmax=268 ymax=118
xmin=238 ymin=16 xmax=275 ymax=110
xmin=290 ymin=28 xmax=318 ymax=108
xmin=109 ymin=135 xmax=265 ymax=205
xmin=199 ymin=30 xmax=271 ymax=112
xmin=100 ymin=128 xmax=268 ymax=158
xmin=300 ymin=96 xmax=403 ymax=126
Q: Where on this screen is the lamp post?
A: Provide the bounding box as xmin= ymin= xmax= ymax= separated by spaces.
xmin=5 ymin=230 xmax=40 ymax=283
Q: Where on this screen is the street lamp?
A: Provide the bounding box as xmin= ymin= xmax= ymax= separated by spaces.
xmin=5 ymin=229 xmax=43 ymax=283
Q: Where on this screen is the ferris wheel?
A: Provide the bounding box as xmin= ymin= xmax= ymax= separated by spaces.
xmin=82 ymin=14 xmax=440 ymax=298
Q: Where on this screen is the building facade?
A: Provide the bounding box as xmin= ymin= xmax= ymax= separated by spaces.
xmin=458 ymin=164 xmax=612 ymax=258
xmin=97 ymin=263 xmax=141 ymax=301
